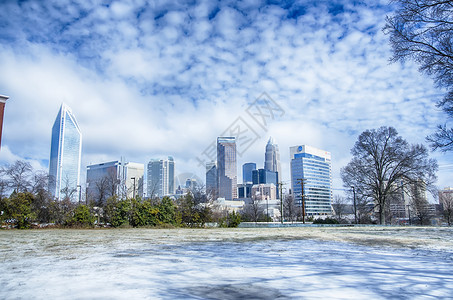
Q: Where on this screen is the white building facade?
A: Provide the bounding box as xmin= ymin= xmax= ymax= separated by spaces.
xmin=290 ymin=145 xmax=332 ymax=215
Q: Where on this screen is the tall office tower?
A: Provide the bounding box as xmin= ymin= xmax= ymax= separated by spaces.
xmin=86 ymin=160 xmax=144 ymax=203
xmin=0 ymin=95 xmax=10 ymax=151
xmin=290 ymin=145 xmax=332 ymax=215
xmin=217 ymin=137 xmax=237 ymax=200
xmin=147 ymin=156 xmax=175 ymax=198
xmin=49 ymin=103 xmax=82 ymax=201
xmin=264 ymin=137 xmax=281 ymax=179
xmin=242 ymin=162 xmax=256 ymax=184
xmin=206 ymin=161 xmax=217 ymax=198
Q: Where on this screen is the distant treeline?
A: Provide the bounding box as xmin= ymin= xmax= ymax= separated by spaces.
xmin=0 ymin=161 xmax=241 ymax=229
xmin=0 ymin=192 xmax=241 ymax=229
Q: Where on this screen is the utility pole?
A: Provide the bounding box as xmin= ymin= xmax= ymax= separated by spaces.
xmin=266 ymin=192 xmax=269 ymax=222
xmin=278 ymin=182 xmax=284 ymax=224
xmin=77 ymin=185 xmax=81 ymax=205
xmin=351 ymin=186 xmax=357 ymax=224
xmin=297 ymin=178 xmax=307 ymax=224
xmin=131 ymin=177 xmax=136 ymax=199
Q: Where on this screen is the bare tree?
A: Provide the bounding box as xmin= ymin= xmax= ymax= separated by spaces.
xmin=439 ymin=191 xmax=453 ymax=226
xmin=283 ymin=194 xmax=297 ymax=223
xmin=384 ymin=1 xmax=453 ymax=151
xmin=106 ymin=168 xmax=120 ymax=198
xmin=4 ymin=160 xmax=32 ymax=193
xmin=341 ymin=127 xmax=438 ymax=224
xmin=60 ymin=173 xmax=77 ymax=202
xmin=242 ymin=193 xmax=263 ymax=223
xmin=0 ymin=168 xmax=8 ymax=199
xmin=94 ymin=177 xmax=109 ymax=206
xmin=332 ymin=195 xmax=349 ymax=222
xmin=407 ymin=181 xmax=432 ymax=225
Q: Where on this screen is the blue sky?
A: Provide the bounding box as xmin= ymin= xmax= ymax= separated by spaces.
xmin=1 ymin=0 xmax=452 ymax=195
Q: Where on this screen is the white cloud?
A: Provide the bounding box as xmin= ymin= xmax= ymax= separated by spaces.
xmin=0 ymin=0 xmax=451 ymax=191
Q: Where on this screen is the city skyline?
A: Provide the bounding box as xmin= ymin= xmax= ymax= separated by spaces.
xmin=1 ymin=1 xmax=453 ymax=195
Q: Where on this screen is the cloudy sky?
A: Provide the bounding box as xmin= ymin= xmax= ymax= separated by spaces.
xmin=1 ymin=0 xmax=452 ymax=195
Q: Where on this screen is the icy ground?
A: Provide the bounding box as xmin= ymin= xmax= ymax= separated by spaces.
xmin=1 ymin=227 xmax=452 ymax=299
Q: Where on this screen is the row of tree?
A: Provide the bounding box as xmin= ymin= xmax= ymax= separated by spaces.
xmin=0 ymin=162 xmax=242 ymax=228
xmin=340 ymin=126 xmax=453 ymax=226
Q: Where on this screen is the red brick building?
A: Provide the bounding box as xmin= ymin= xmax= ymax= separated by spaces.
xmin=0 ymin=95 xmax=10 ymax=151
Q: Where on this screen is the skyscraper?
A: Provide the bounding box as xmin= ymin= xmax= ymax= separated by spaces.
xmin=206 ymin=161 xmax=217 ymax=197
xmin=49 ymin=103 xmax=82 ymax=201
xmin=217 ymin=137 xmax=237 ymax=200
xmin=264 ymin=137 xmax=281 ymax=180
xmin=290 ymin=145 xmax=332 ymax=215
xmin=242 ymin=162 xmax=256 ymax=183
xmin=147 ymin=156 xmax=175 ymax=198
xmin=0 ymin=95 xmax=10 ymax=151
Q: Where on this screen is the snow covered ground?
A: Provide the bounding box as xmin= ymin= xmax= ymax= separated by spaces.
xmin=1 ymin=227 xmax=452 ymax=299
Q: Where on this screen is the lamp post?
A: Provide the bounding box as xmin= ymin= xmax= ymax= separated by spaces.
xmin=297 ymin=178 xmax=306 ymax=224
xmin=351 ymin=186 xmax=357 ymax=224
xmin=278 ymin=182 xmax=284 ymax=224
xmin=266 ymin=192 xmax=269 ymax=222
xmin=77 ymin=185 xmax=81 ymax=205
xmin=131 ymin=177 xmax=136 ymax=199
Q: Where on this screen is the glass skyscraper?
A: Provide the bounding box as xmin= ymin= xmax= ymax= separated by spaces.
xmin=206 ymin=161 xmax=217 ymax=197
xmin=242 ymin=162 xmax=256 ymax=183
xmin=217 ymin=137 xmax=237 ymax=200
xmin=147 ymin=156 xmax=175 ymax=198
xmin=290 ymin=145 xmax=332 ymax=215
xmin=49 ymin=103 xmax=82 ymax=201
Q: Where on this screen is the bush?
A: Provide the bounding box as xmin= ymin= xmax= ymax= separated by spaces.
xmin=313 ymin=217 xmax=339 ymax=224
xmin=66 ymin=205 xmax=95 ymax=227
xmin=219 ymin=211 xmax=241 ymax=228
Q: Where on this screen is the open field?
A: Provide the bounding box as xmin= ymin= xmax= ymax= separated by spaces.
xmin=1 ymin=227 xmax=452 ymax=299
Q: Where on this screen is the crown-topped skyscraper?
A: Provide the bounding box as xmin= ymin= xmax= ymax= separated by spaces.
xmin=264 ymin=137 xmax=281 ymax=178
xmin=49 ymin=103 xmax=82 ymax=201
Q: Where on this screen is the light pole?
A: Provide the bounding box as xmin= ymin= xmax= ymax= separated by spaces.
xmin=278 ymin=182 xmax=284 ymax=224
xmin=77 ymin=185 xmax=81 ymax=205
xmin=266 ymin=192 xmax=269 ymax=222
xmin=297 ymin=178 xmax=306 ymax=224
xmin=131 ymin=177 xmax=136 ymax=199
xmin=351 ymin=186 xmax=357 ymax=224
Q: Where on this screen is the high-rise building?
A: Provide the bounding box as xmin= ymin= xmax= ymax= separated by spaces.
xmin=264 ymin=137 xmax=281 ymax=179
xmin=206 ymin=161 xmax=217 ymax=199
xmin=242 ymin=162 xmax=256 ymax=184
xmin=290 ymin=145 xmax=332 ymax=215
xmin=86 ymin=160 xmax=144 ymax=203
xmin=49 ymin=103 xmax=82 ymax=201
xmin=0 ymin=95 xmax=10 ymax=151
xmin=147 ymin=156 xmax=175 ymax=198
xmin=217 ymin=137 xmax=237 ymax=200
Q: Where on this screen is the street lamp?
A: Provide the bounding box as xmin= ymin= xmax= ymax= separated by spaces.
xmin=266 ymin=192 xmax=269 ymax=222
xmin=131 ymin=177 xmax=136 ymax=199
xmin=351 ymin=186 xmax=357 ymax=224
xmin=77 ymin=185 xmax=81 ymax=205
